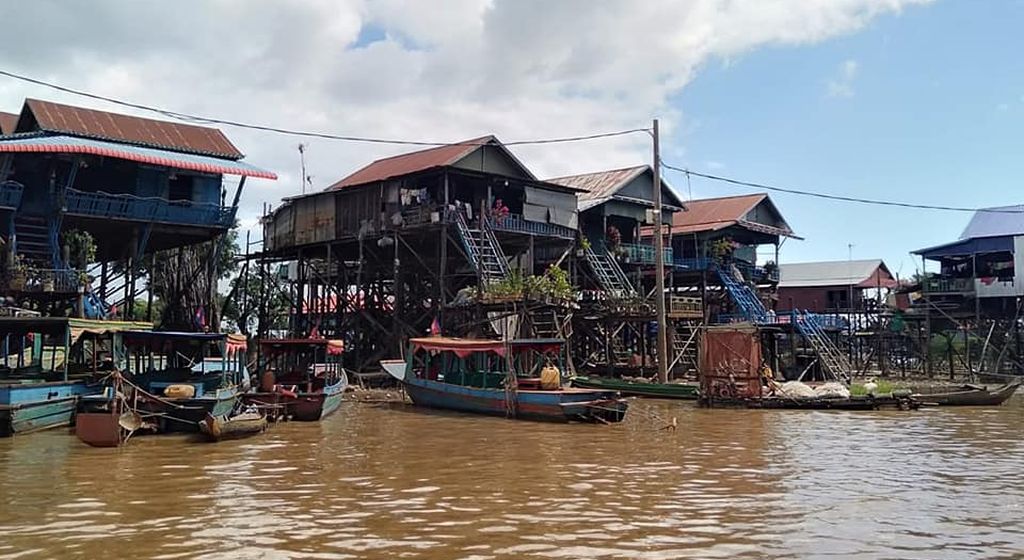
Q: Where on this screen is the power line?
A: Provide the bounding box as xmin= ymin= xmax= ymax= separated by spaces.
xmin=661 ymin=162 xmax=1024 ymax=214
xmin=0 ymin=68 xmax=649 ymax=147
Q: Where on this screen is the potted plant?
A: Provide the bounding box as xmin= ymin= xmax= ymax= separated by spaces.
xmin=7 ymin=254 xmax=27 ymax=291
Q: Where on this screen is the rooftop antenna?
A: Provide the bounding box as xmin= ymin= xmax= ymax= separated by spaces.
xmin=298 ymin=144 xmax=309 ymax=194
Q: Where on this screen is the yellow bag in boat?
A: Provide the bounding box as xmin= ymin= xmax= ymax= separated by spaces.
xmin=540 ymin=365 xmax=561 ymax=390
xmin=163 ymin=384 xmax=196 ymax=399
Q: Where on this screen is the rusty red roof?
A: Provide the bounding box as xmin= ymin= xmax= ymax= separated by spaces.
xmin=327 ymin=135 xmax=497 ymax=190
xmin=18 ymin=98 xmax=243 ymax=160
xmin=668 ymin=193 xmax=769 ymax=234
xmin=0 ymin=112 xmax=17 ymax=135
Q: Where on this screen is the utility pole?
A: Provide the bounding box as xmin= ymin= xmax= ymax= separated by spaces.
xmin=653 ymin=119 xmax=669 ymax=383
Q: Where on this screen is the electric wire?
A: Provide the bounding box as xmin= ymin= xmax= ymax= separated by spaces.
xmin=661 ymin=162 xmax=1024 ymax=214
xmin=0 ymin=69 xmax=649 ymax=147
xmin=2 ymin=68 xmax=1019 ymax=215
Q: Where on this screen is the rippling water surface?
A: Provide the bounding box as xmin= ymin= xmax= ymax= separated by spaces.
xmin=1 ymin=398 xmax=1023 ymax=559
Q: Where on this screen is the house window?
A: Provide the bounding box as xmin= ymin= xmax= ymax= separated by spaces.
xmin=167 ymin=174 xmax=194 ymax=202
xmin=826 ymin=289 xmax=849 ymax=309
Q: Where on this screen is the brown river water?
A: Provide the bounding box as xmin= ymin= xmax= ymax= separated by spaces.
xmin=1 ymin=398 xmax=1023 ymax=559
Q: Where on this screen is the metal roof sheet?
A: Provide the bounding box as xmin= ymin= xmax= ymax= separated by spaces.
xmin=548 ymin=165 xmax=685 ymax=209
xmin=959 ymin=205 xmax=1024 ymax=240
xmin=327 ymin=135 xmax=497 ymax=190
xmin=669 ymin=193 xmax=765 ymax=233
xmin=20 ymin=98 xmax=244 ymax=160
xmin=0 ymin=111 xmax=17 ymax=135
xmin=778 ymin=259 xmax=897 ymax=288
xmin=0 ymin=134 xmax=276 ymax=179
xmin=548 ymin=165 xmax=648 ymax=202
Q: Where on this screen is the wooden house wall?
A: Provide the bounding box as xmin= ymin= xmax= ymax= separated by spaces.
xmin=264 ymin=203 xmax=294 ymax=252
xmin=451 ymin=145 xmax=531 ymax=179
xmin=294 ymin=193 xmax=336 ymax=245
xmin=336 ymin=185 xmax=381 ymax=238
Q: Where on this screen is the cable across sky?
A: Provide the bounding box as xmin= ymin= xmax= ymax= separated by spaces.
xmin=0 ymin=68 xmax=649 ymax=148
xmin=0 ymin=67 xmax=1019 ymax=215
xmin=661 ymin=162 xmax=1024 ymax=215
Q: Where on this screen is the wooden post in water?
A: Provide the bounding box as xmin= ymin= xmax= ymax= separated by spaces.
xmin=652 ymin=119 xmax=669 ymax=383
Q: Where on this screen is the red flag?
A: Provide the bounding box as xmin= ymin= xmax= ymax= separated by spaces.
xmin=309 ymin=323 xmax=320 ymax=338
xmin=430 ymin=316 xmax=441 ymax=336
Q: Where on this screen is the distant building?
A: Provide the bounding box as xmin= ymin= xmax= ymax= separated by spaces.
xmin=913 ymin=205 xmax=1024 ymax=319
xmin=777 ymin=259 xmax=897 ymax=313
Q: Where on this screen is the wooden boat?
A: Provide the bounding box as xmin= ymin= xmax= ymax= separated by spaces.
xmin=383 ymin=337 xmax=628 ymax=423
xmin=241 ymin=338 xmax=347 ymax=421
xmin=77 ymin=331 xmax=248 ymax=442
xmin=200 ymin=410 xmax=268 ymax=441
xmin=0 ymin=317 xmax=147 ymax=436
xmin=571 ymin=375 xmax=699 ymax=400
xmin=912 ymin=380 xmax=1020 ymax=407
xmin=749 ymin=393 xmax=919 ymax=410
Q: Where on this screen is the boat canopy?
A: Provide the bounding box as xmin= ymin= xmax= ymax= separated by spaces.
xmin=0 ymin=317 xmax=152 ymax=342
xmin=410 ymin=337 xmax=563 ymax=358
xmin=259 ymin=338 xmax=344 ymax=355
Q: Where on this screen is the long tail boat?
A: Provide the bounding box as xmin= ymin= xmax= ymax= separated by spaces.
xmin=241 ymin=338 xmax=347 ymax=421
xmin=76 ymin=331 xmax=248 ymax=445
xmin=571 ymin=375 xmax=699 ymax=400
xmin=0 ymin=317 xmax=148 ymax=437
xmin=382 ymin=337 xmax=627 ymax=423
xmin=912 ymin=380 xmax=1020 ymax=406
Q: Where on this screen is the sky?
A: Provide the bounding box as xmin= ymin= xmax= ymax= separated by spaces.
xmin=0 ymin=0 xmax=1017 ymax=279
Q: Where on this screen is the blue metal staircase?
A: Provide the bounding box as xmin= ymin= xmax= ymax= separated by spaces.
xmin=453 ymin=210 xmax=510 ymax=284
xmin=715 ymin=263 xmax=768 ymax=323
xmin=793 ymin=311 xmax=852 ymax=382
xmin=584 ymin=245 xmax=636 ymax=299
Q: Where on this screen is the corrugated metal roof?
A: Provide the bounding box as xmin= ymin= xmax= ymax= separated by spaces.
xmin=548 ymin=165 xmax=648 ymax=202
xmin=19 ymin=98 xmax=244 ymax=160
xmin=779 ymin=259 xmax=897 ymax=288
xmin=327 ymin=135 xmax=496 ymax=190
xmin=0 ymin=111 xmax=18 ymax=135
xmin=959 ymin=205 xmax=1024 ymax=240
xmin=0 ymin=134 xmax=276 ymax=179
xmin=668 ymin=193 xmax=766 ymax=234
xmin=548 ymin=164 xmax=686 ymax=209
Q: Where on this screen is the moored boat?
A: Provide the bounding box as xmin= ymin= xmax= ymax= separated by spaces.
xmin=384 ymin=337 xmax=627 ymax=423
xmin=571 ymin=375 xmax=699 ymax=400
xmin=242 ymin=338 xmax=347 ymax=421
xmin=912 ymin=380 xmax=1021 ymax=406
xmin=0 ymin=317 xmax=147 ymax=437
xmin=76 ymin=331 xmax=248 ymax=444
xmin=200 ymin=409 xmax=268 ymax=441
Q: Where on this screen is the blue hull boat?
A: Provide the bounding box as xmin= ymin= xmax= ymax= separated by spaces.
xmin=383 ymin=336 xmax=628 ymax=424
xmin=0 ymin=380 xmax=96 ymax=436
xmin=404 ymin=376 xmax=627 ymax=423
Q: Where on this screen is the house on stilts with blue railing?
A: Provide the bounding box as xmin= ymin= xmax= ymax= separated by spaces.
xmin=0 ymin=98 xmax=276 ymax=325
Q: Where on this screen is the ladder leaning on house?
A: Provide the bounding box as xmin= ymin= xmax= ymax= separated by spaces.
xmin=453 ymin=210 xmax=510 ymax=284
xmin=794 ymin=311 xmax=852 ymax=383
xmin=584 ymin=245 xmax=636 ymax=299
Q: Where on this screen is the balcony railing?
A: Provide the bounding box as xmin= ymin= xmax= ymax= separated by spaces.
xmin=620 ymin=243 xmax=673 ymax=266
xmin=924 ymin=277 xmax=975 ymax=294
xmin=486 ymin=214 xmax=575 ymax=240
xmin=65 ymin=189 xmax=235 ymax=228
xmin=5 ymin=268 xmax=83 ymax=294
xmin=0 ymin=181 xmax=24 ymax=210
xmin=668 ymin=295 xmax=702 ymax=317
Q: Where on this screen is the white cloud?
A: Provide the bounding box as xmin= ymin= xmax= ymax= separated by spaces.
xmin=0 ymin=0 xmax=930 ymax=228
xmin=827 ymin=59 xmax=860 ymax=98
